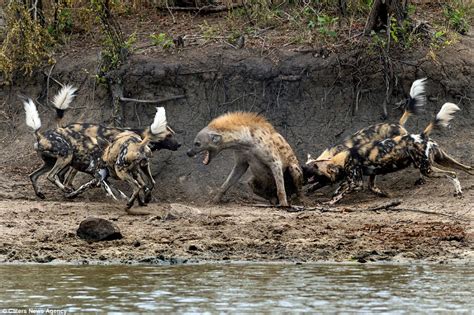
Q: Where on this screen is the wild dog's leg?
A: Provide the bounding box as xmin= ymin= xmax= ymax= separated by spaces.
xmin=140 ymin=163 xmax=155 ymax=204
xmin=329 ymin=168 xmax=362 ymax=204
xmin=65 ymin=177 xmax=100 ymax=199
xmin=213 ymin=159 xmax=249 ymax=203
xmin=116 ymin=169 xmax=144 ymax=209
xmin=29 ymin=160 xmax=54 ymax=199
xmin=63 ymin=167 xmax=79 ymax=189
xmin=270 ymin=162 xmax=289 ymax=207
xmin=433 ymin=147 xmax=474 ymax=175
xmin=46 ymin=155 xmax=74 ymax=193
xmin=133 ymin=169 xmax=148 ymax=207
xmin=329 ymin=181 xmax=353 ymax=205
xmin=368 ymin=175 xmax=390 ymax=197
xmin=422 ymin=166 xmax=463 ymax=197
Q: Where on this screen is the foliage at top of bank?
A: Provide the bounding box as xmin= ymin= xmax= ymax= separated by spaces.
xmin=0 ymin=0 xmax=472 ymax=85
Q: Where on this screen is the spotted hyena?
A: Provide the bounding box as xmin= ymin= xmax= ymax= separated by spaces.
xmin=187 ymin=112 xmax=303 ymax=207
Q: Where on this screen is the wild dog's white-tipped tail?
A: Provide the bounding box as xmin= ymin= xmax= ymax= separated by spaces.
xmin=150 ymin=107 xmax=167 ymax=135
xmin=23 ymin=98 xmax=41 ymax=131
xmin=400 ymin=78 xmax=427 ymax=126
xmin=408 ymin=78 xmax=427 ymax=111
xmin=52 ymin=84 xmax=77 ymax=110
xmin=435 ymin=102 xmax=460 ymax=127
xmin=423 ymin=102 xmax=460 ymax=136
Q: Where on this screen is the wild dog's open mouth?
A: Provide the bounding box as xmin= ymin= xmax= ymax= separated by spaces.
xmin=202 ymin=150 xmax=210 ymax=165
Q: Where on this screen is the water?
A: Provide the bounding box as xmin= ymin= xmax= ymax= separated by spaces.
xmin=0 ymin=263 xmax=472 ymax=313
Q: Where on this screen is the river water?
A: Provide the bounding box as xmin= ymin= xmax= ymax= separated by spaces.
xmin=0 ymin=263 xmax=472 ymax=313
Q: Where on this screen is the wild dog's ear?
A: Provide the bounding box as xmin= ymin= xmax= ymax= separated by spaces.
xmin=327 ymin=164 xmax=339 ymax=175
xmin=210 ymin=133 xmax=222 ymax=144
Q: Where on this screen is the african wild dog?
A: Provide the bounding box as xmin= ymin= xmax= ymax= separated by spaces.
xmin=60 ymin=124 xmax=180 ymax=191
xmin=314 ymin=103 xmax=471 ymax=204
xmin=66 ymin=107 xmax=171 ymax=209
xmin=23 ymin=84 xmax=179 ymax=199
xmin=186 ymin=112 xmax=303 ymax=207
xmin=303 ymin=78 xmax=427 ymax=191
xmin=22 ymin=85 xmax=78 ymax=197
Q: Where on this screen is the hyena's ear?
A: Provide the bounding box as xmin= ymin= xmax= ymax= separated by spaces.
xmin=210 ymin=133 xmax=222 ymax=144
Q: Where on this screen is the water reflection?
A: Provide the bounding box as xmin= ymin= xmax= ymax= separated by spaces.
xmin=0 ymin=263 xmax=472 ymax=312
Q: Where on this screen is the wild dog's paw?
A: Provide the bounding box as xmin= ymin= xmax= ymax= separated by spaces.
xmin=414 ymin=177 xmax=426 ymax=186
xmin=212 ymin=194 xmax=224 ymax=204
xmin=64 ymin=192 xmax=77 ymax=199
xmin=454 ymin=191 xmax=463 ymax=198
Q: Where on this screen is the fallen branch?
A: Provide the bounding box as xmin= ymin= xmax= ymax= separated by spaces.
xmin=248 ymin=203 xmax=332 ymax=213
xmin=119 ymin=95 xmax=185 ymax=104
xmin=350 ymin=199 xmax=402 ymax=212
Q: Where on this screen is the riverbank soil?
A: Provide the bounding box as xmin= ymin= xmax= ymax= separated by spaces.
xmin=0 ymin=6 xmax=473 ymax=264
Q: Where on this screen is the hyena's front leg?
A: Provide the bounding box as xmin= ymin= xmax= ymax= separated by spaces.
xmin=213 ymin=159 xmax=249 ymax=203
xmin=270 ymin=162 xmax=289 ymax=207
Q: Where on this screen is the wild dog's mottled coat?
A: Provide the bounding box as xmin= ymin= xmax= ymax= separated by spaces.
xmin=318 ymin=103 xmax=471 ymax=203
xmin=304 ymin=78 xmax=427 ymax=190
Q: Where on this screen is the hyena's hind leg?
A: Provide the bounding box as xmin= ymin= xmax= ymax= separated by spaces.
xmin=29 ymin=156 xmax=55 ymax=199
xmin=288 ymin=163 xmax=305 ymax=204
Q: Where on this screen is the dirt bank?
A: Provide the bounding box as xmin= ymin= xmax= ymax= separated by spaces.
xmin=0 ymin=26 xmax=473 ymax=263
xmin=0 ymin=176 xmax=472 ymax=264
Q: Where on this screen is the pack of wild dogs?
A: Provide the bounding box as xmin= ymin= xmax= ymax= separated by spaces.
xmin=21 ymin=78 xmax=473 ymax=211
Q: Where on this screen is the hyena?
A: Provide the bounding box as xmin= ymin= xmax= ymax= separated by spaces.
xmin=186 ymin=112 xmax=303 ymax=207
xmin=303 ymin=78 xmax=427 ymax=191
xmin=319 ymin=103 xmax=472 ymax=204
xmin=67 ymin=107 xmax=171 ymax=208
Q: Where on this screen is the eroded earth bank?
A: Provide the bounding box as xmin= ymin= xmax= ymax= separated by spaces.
xmin=0 ymin=33 xmax=472 ymax=264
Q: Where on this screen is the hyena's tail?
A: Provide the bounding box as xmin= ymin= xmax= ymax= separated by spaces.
xmin=141 ymin=107 xmax=168 ymax=145
xmin=52 ymin=84 xmax=77 ymax=127
xmin=399 ymin=78 xmax=427 ymax=126
xmin=20 ymin=95 xmax=42 ymax=134
xmin=423 ymin=102 xmax=460 ymax=137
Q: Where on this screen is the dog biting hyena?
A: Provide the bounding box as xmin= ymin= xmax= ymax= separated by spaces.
xmin=186 ymin=112 xmax=303 ymax=207
xmin=318 ymin=103 xmax=472 ymax=204
xmin=303 ymin=78 xmax=427 ymax=191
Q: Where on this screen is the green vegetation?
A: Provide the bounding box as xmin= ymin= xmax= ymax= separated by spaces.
xmin=0 ymin=0 xmax=471 ymax=85
xmin=150 ymin=32 xmax=174 ymax=49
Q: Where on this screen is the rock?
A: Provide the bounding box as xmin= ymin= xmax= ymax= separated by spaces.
xmin=77 ymin=217 xmax=123 ymax=242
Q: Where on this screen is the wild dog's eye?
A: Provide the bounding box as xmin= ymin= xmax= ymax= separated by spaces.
xmin=194 ymin=142 xmax=201 ymax=147
xmin=166 ymin=133 xmax=172 ymax=138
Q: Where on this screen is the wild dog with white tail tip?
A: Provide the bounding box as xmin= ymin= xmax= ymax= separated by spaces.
xmin=186 ymin=112 xmax=303 ymax=207
xmin=320 ymin=103 xmax=471 ymax=204
xmin=303 ymin=78 xmax=427 ymax=191
xmin=21 ymin=85 xmax=78 ymax=197
xmin=67 ymin=107 xmax=172 ymax=209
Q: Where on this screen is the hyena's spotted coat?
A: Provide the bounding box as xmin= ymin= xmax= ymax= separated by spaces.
xmin=187 ymin=112 xmax=303 ymax=207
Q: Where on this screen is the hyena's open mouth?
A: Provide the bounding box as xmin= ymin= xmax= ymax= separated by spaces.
xmin=202 ymin=150 xmax=210 ymax=165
